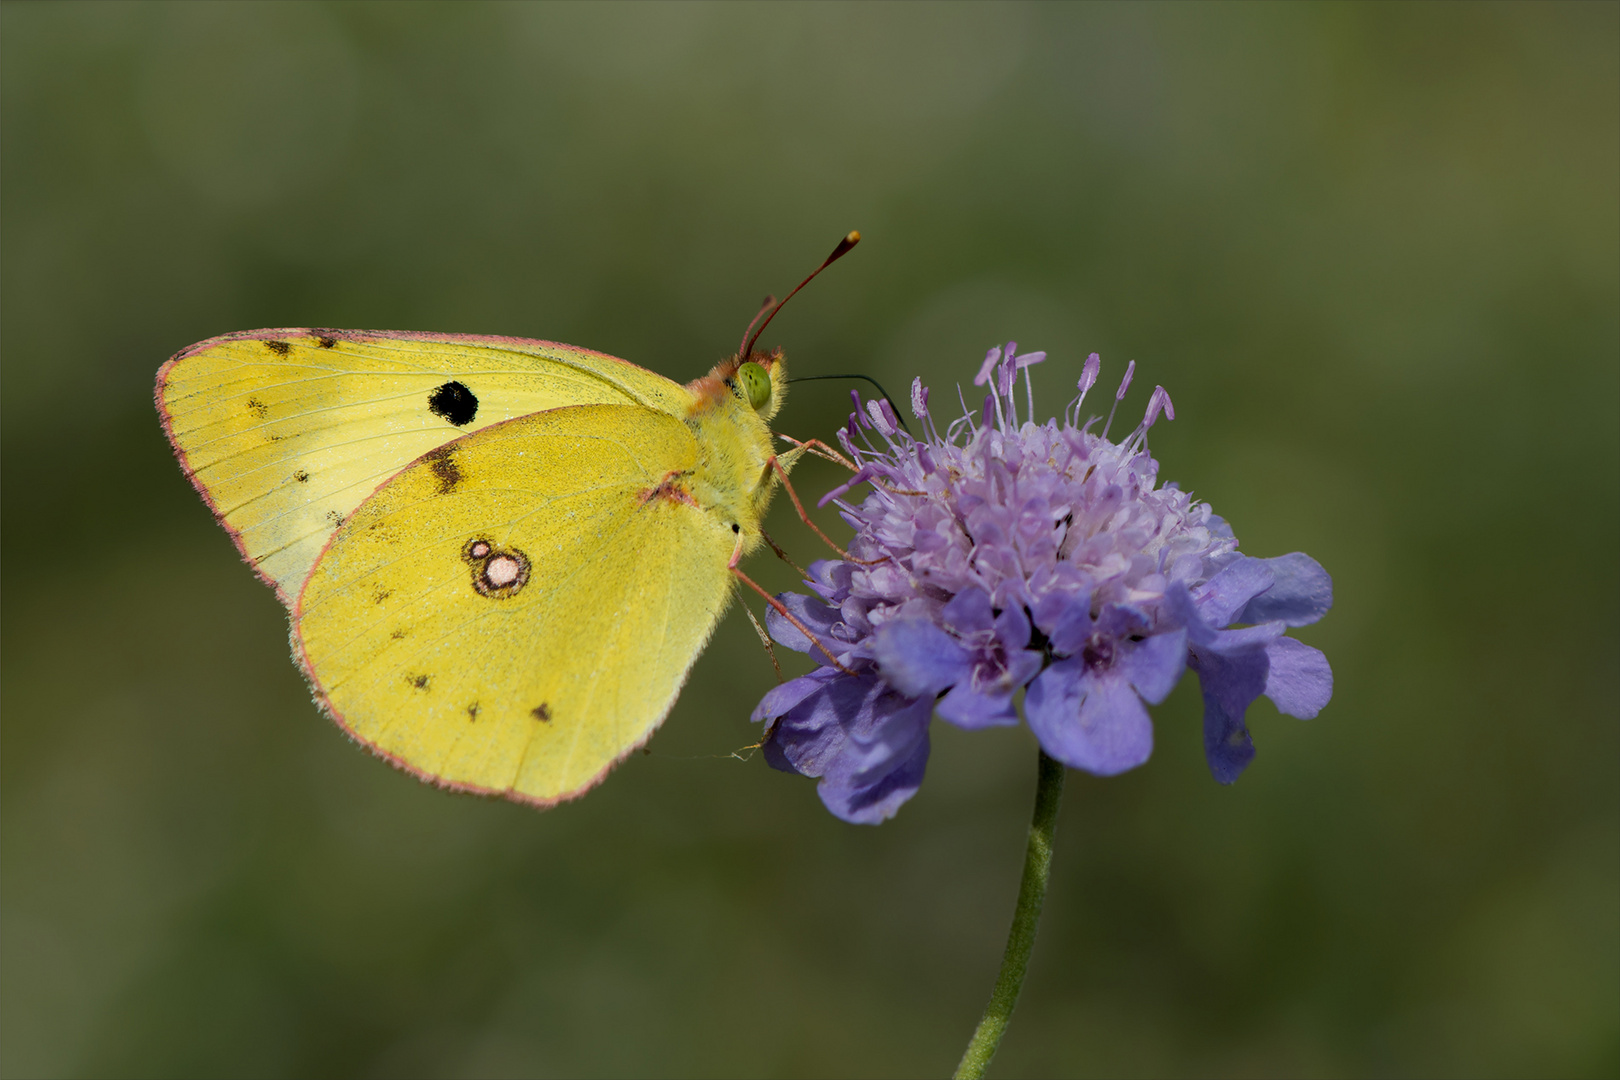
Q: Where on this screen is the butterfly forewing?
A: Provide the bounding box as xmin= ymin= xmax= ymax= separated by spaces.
xmin=156 ymin=329 xmax=694 ymax=602
xmin=293 ymin=404 xmax=739 ymax=804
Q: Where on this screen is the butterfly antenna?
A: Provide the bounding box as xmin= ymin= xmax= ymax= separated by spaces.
xmin=788 ymin=373 xmax=913 ymax=436
xmin=737 ymin=295 xmax=777 ymax=358
xmin=740 ymin=230 xmax=861 ymax=359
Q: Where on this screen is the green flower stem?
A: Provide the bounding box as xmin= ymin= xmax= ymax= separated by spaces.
xmin=953 ymin=749 xmax=1066 ymax=1080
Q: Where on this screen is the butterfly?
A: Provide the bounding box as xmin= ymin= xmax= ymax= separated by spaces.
xmin=156 ymin=233 xmax=859 ymax=807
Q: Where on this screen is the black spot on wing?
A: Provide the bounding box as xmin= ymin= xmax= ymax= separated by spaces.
xmin=315 ymin=336 xmax=337 ymax=349
xmin=246 ymin=397 xmax=269 ymax=419
xmin=531 ymin=703 xmax=552 ymax=722
xmin=467 ymin=702 xmax=481 ymax=722
xmin=428 ymin=381 xmax=478 ymax=426
xmin=408 ymin=673 xmax=431 ymax=691
xmin=426 ymin=445 xmax=462 ymax=494
xmin=292 ymin=470 xmax=310 ymax=483
xmin=264 ymin=340 xmax=291 ymax=355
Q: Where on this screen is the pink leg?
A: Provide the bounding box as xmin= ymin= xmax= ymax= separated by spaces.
xmin=729 ymin=536 xmax=854 ymax=674
xmin=767 ymin=456 xmax=895 ymax=567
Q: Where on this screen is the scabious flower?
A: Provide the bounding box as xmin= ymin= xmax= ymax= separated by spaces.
xmin=754 ymin=343 xmax=1333 ymax=824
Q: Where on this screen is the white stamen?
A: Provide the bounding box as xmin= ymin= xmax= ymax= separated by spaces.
xmin=1012 ymin=351 xmax=1047 ymax=421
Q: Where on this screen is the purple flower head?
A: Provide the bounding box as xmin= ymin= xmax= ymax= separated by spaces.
xmin=754 ymin=344 xmax=1333 ymax=823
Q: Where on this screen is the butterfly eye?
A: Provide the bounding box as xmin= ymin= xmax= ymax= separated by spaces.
xmin=737 ymin=361 xmax=772 ymax=412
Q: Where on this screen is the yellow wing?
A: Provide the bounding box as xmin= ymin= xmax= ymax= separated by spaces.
xmin=156 ymin=328 xmax=694 ymax=604
xmin=292 ymin=404 xmax=739 ymax=805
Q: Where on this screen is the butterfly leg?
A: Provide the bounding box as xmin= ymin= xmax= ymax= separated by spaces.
xmin=776 ymin=434 xmax=857 ymax=471
xmin=757 ymin=526 xmax=808 ymax=579
xmin=779 ymin=436 xmax=927 ymax=499
xmin=741 ymin=603 xmax=785 ymax=681
xmin=766 ymin=456 xmax=892 ymax=567
xmin=729 ymin=536 xmax=855 ymax=675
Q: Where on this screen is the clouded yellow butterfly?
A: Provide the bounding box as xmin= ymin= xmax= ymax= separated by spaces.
xmin=155 ymin=233 xmax=859 ymax=807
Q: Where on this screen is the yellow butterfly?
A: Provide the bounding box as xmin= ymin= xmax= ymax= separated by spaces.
xmin=157 ymin=233 xmax=858 ymax=808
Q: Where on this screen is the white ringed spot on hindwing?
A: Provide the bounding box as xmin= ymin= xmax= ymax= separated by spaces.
xmin=461 ymin=537 xmax=531 ymax=599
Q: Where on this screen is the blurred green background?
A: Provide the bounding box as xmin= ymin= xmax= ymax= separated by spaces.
xmin=3 ymin=3 xmax=1616 ymax=1077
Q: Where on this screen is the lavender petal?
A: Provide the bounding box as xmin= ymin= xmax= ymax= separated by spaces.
xmin=1026 ymin=660 xmax=1154 ymax=775
xmin=751 ymin=667 xmax=838 ymax=725
xmin=1122 ymin=628 xmax=1189 ymax=705
xmin=764 ymin=591 xmax=843 ymax=656
xmin=1235 ymin=553 xmax=1334 ymax=627
xmin=871 ymin=619 xmax=972 ymax=697
xmin=992 ymin=603 xmax=1035 ymax=655
xmin=760 ymin=670 xmax=932 ymax=786
xmin=1044 ymin=596 xmax=1095 ymax=657
xmin=1192 ymin=643 xmax=1271 ymax=783
xmin=941 ymin=587 xmax=996 ymax=635
xmin=1263 ymin=636 xmax=1333 ymax=719
xmin=760 ymin=672 xmax=864 ymax=777
xmin=936 ymin=682 xmax=1021 ymax=729
xmin=819 ymin=724 xmax=931 ymax=825
xmin=1193 ymin=556 xmax=1276 ymax=628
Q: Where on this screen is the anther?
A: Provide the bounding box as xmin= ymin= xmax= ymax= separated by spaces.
xmin=1115 ymin=360 xmax=1136 ymax=401
xmin=1144 ymin=385 xmax=1174 ymax=429
xmin=910 ymin=377 xmax=929 ymax=419
xmin=1078 ymin=352 xmax=1100 ymax=393
xmin=867 ymin=399 xmax=897 ymax=436
xmin=974 ymin=347 xmax=1000 ymax=387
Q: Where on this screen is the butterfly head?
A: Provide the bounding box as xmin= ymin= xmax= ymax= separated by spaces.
xmin=739 ymin=347 xmax=788 ymax=419
xmin=692 ymin=347 xmax=788 ymax=424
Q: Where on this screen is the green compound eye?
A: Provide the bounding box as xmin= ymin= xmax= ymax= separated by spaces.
xmin=737 ymin=361 xmax=772 ymax=412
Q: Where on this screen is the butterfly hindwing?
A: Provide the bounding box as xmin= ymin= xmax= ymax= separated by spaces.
xmin=293 ymin=403 xmax=739 ymax=804
xmin=156 ymin=329 xmax=695 ymax=603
